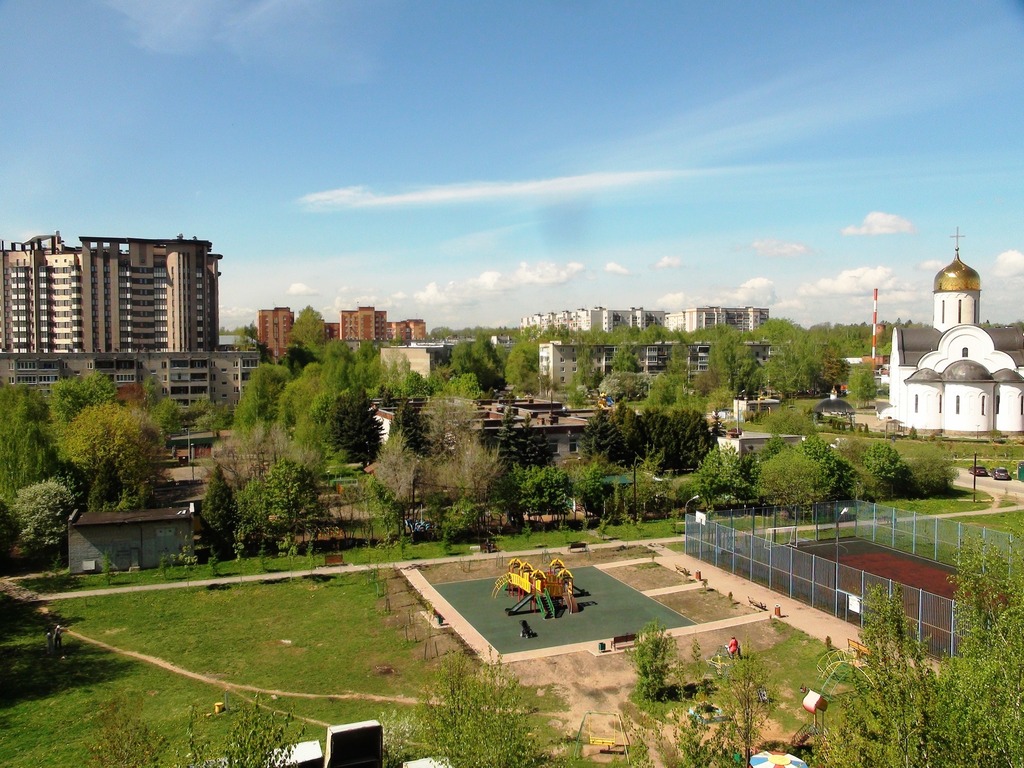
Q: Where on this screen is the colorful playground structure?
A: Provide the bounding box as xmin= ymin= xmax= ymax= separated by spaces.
xmin=492 ymin=557 xmax=582 ymax=619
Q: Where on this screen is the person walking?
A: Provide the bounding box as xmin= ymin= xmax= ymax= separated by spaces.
xmin=53 ymin=624 xmax=63 ymax=652
xmin=46 ymin=630 xmax=54 ymax=656
xmin=728 ymin=635 xmax=741 ymax=659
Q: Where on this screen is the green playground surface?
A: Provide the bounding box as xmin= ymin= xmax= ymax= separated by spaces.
xmin=433 ymin=565 xmax=695 ymax=655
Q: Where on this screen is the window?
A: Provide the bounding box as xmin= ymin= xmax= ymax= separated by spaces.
xmin=938 ymin=395 xmax=942 ymax=413
xmin=962 ymin=347 xmax=969 ymax=358
xmin=982 ymin=395 xmax=986 ymax=416
xmin=955 ymin=395 xmax=960 ymax=415
xmin=914 ymin=394 xmax=919 ymax=413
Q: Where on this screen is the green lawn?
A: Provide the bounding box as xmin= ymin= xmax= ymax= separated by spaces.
xmin=949 ymin=510 xmax=1024 ymax=534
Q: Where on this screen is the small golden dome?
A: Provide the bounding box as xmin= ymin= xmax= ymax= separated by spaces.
xmin=933 ymin=249 xmax=981 ymax=292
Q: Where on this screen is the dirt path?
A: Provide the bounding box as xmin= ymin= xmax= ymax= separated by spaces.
xmin=65 ymin=629 xmax=419 ymax=718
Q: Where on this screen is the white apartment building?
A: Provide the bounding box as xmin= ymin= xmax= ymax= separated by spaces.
xmin=664 ymin=306 xmax=769 ymax=333
xmin=522 ymin=307 xmax=665 ymax=333
xmin=1 ymin=232 xmax=220 ymax=354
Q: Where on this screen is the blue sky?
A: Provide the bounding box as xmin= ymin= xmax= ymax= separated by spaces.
xmin=3 ymin=1 xmax=1024 ymax=331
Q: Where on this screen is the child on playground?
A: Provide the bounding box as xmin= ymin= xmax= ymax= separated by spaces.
xmin=728 ymin=636 xmax=741 ymax=659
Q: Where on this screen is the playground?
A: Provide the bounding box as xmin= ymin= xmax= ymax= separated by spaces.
xmin=432 ymin=560 xmax=695 ymax=655
xmin=796 ymin=536 xmax=958 ymax=599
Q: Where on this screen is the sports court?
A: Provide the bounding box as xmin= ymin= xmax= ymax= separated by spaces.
xmin=432 ymin=565 xmax=695 ymax=655
xmin=795 ymin=537 xmax=958 ymax=599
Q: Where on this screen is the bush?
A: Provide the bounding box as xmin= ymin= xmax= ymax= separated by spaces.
xmin=630 ymin=619 xmax=677 ymax=702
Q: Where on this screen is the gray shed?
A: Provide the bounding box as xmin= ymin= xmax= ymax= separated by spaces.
xmin=68 ymin=506 xmax=194 ymax=574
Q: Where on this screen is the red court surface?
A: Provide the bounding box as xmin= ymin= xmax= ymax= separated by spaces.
xmin=797 ymin=538 xmax=958 ymax=599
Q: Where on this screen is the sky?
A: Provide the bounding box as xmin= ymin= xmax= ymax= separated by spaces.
xmin=3 ymin=1 xmax=1024 ymax=332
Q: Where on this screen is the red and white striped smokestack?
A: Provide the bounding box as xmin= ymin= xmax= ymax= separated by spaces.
xmin=871 ymin=288 xmax=878 ymax=367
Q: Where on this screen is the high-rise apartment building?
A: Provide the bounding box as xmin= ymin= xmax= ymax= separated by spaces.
xmin=257 ymin=307 xmax=294 ymax=360
xmin=387 ymin=318 xmax=427 ymax=341
xmin=664 ymin=306 xmax=769 ymax=333
xmin=0 ymin=232 xmax=220 ymax=353
xmin=340 ymin=306 xmax=389 ymax=340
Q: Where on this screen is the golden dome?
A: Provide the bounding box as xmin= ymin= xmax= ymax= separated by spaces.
xmin=933 ymin=249 xmax=981 ymax=292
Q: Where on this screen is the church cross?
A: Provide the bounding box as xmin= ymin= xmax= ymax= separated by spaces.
xmin=950 ymin=227 xmax=965 ymax=253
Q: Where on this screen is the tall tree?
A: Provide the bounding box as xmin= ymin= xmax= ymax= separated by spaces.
xmin=418 ymin=653 xmax=545 ymax=768
xmin=720 ymin=655 xmax=777 ymax=764
xmin=201 ymin=465 xmax=239 ymax=554
xmin=50 ymin=372 xmax=118 ymax=425
xmin=0 ymin=386 xmax=59 ymax=502
xmin=756 ymin=449 xmax=822 ymax=509
xmin=503 ymin=339 xmax=540 ymax=394
xmin=61 ymin=404 xmax=163 ymax=510
xmin=494 ymin=408 xmax=550 ymax=468
xmin=13 ymin=480 xmax=75 ymax=561
xmin=630 ymin=619 xmax=678 ymax=701
xmin=263 ymin=459 xmax=326 ymax=544
xmin=233 ymin=364 xmax=291 ymax=430
xmin=289 ymin=305 xmax=327 ymax=350
xmin=328 ymin=390 xmax=383 ymax=466
xmin=848 ymin=363 xmax=878 ymax=406
xmin=391 ymin=399 xmax=429 ymax=456
xmin=579 ymin=410 xmax=628 ymax=465
xmin=644 ymin=408 xmax=715 ymax=472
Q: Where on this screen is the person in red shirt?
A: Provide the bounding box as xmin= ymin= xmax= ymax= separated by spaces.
xmin=728 ymin=636 xmax=741 ymax=659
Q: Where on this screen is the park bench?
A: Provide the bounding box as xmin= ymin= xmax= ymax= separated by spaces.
xmin=568 ymin=541 xmax=589 ymax=554
xmin=748 ymin=597 xmax=768 ymax=611
xmin=324 ymin=553 xmax=345 ymax=567
xmin=480 ymin=540 xmax=497 ymax=554
xmin=611 ymin=633 xmax=636 ymax=651
xmin=848 ymin=638 xmax=870 ymax=658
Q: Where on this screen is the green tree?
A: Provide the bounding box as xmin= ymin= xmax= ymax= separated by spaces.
xmin=61 ymin=404 xmax=163 ymax=510
xmin=903 ymin=443 xmax=955 ymax=497
xmin=502 ymin=465 xmax=572 ymax=529
xmin=610 ymin=344 xmax=641 ymax=373
xmin=449 ymin=336 xmax=504 ymax=393
xmin=819 ymin=346 xmax=850 ymax=391
xmin=13 ymin=480 xmax=75 ymax=561
xmin=817 ymin=586 xmax=941 ymax=767
xmin=0 ymin=385 xmax=59 ymax=502
xmin=630 ymin=619 xmax=677 ymax=702
xmin=50 ymin=372 xmax=118 ymax=425
xmin=391 ymin=399 xmax=429 ymax=456
xmin=579 ymin=410 xmax=628 ymax=464
xmin=289 ymin=305 xmax=327 ymax=350
xmin=799 ymin=434 xmax=856 ymax=500
xmin=418 ymin=653 xmax=546 ymax=768
xmin=861 ymin=442 xmax=912 ymax=499
xmin=644 ymin=408 xmax=716 ymax=472
xmin=184 ymin=699 xmax=299 ymax=768
xmin=568 ymin=461 xmax=611 ymax=519
xmin=328 ymin=390 xmax=383 ymax=466
xmin=848 ymin=364 xmax=878 ymax=406
xmin=756 ymin=449 xmax=822 ymax=509
xmin=201 ymin=465 xmax=238 ymax=553
xmin=707 ymin=331 xmax=761 ymax=396
xmin=263 ymin=459 xmax=325 ymax=544
xmin=235 ymin=479 xmax=272 ymax=551
xmin=494 ymin=408 xmax=550 ymax=468
xmin=233 ymin=363 xmax=291 ymax=430
xmin=150 ymin=398 xmax=183 ymax=436
xmin=504 ymin=339 xmax=540 ymax=394
xmin=720 ymin=655 xmax=777 ymax=764
xmin=692 ymin=447 xmax=755 ymax=511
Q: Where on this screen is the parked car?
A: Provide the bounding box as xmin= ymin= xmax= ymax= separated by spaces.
xmin=968 ymin=465 xmax=989 ymax=477
xmin=993 ymin=467 xmax=1011 ymax=481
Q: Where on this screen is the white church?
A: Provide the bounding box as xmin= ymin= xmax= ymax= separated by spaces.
xmin=883 ymin=245 xmax=1024 ymax=436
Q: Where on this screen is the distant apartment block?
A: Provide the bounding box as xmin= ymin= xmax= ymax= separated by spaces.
xmin=388 ymin=318 xmax=427 ymax=341
xmin=664 ymin=306 xmax=769 ymax=333
xmin=339 ymin=306 xmax=426 ymax=341
xmin=539 ymin=340 xmax=771 ymax=385
xmin=325 ymin=321 xmax=340 ymax=341
xmin=0 ymin=349 xmax=259 ymax=406
xmin=257 ymin=307 xmax=294 ymax=360
xmin=521 ymin=307 xmax=666 ymax=333
xmin=0 ymin=232 xmax=220 ymax=354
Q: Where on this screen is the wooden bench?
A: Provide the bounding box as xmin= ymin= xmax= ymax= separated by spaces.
xmin=848 ymin=638 xmax=870 ymax=658
xmin=568 ymin=541 xmax=588 ymax=554
xmin=324 ymin=553 xmax=345 ymax=567
xmin=480 ymin=541 xmax=497 ymax=554
xmin=611 ymin=633 xmax=636 ymax=651
xmin=748 ymin=597 xmax=768 ymax=611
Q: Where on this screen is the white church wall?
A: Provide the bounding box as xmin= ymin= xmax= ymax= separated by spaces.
xmin=907 ymin=383 xmax=943 ymax=431
xmin=943 ymin=382 xmax=994 ymax=435
xmin=995 ymin=385 xmax=1024 ymax=433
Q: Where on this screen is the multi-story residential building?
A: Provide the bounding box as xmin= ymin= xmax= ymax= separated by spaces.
xmin=664 ymin=306 xmax=769 ymax=333
xmin=387 ymin=318 xmax=427 ymax=341
xmin=340 ymin=306 xmax=389 ymax=340
xmin=380 ymin=343 xmax=453 ymax=377
xmin=0 ymin=349 xmax=259 ymax=405
xmin=539 ymin=340 xmax=772 ymax=385
xmin=521 ymin=307 xmax=666 ymax=333
xmin=257 ymin=307 xmax=294 ymax=360
xmin=0 ymin=232 xmax=220 ymax=354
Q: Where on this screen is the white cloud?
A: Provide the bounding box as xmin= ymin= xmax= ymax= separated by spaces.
xmin=918 ymin=259 xmax=944 ymax=271
xmin=286 ymin=282 xmax=318 ymax=296
xmin=751 ymin=238 xmax=810 ymax=258
xmin=723 ymin=277 xmax=778 ymax=305
xmin=412 ymin=261 xmax=585 ymax=308
xmin=798 ymin=266 xmax=900 ymax=297
xmin=219 ymin=305 xmax=257 ymax=327
xmin=841 ymin=212 xmax=916 ymax=236
xmin=656 ymin=291 xmax=688 ymax=308
xmin=653 ymin=256 xmax=681 ymax=270
xmin=299 ymin=171 xmax=681 ymax=210
xmin=605 ymin=262 xmax=631 ymax=276
xmin=993 ymin=249 xmax=1024 ymax=278
xmin=512 ymin=261 xmax=585 ymax=285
